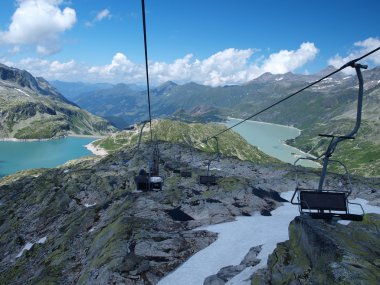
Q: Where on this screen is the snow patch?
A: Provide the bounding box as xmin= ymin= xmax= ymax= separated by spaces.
xmin=84 ymin=202 xmax=96 ymax=208
xmin=16 ymin=236 xmax=47 ymax=258
xmin=37 ymin=236 xmax=47 ymax=244
xmin=14 ymin=88 xmax=30 ymax=97
xmin=275 ymin=77 xmax=283 ymax=81
xmin=158 ymin=191 xmax=298 ymax=285
xmin=338 ymin=198 xmax=380 ymax=225
xmin=158 ymin=191 xmax=380 ymax=285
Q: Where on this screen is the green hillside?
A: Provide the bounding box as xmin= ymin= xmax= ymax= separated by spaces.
xmin=94 ymin=119 xmax=280 ymax=164
xmin=0 ymin=64 xmax=117 ymax=139
xmin=286 ymin=84 xmax=380 ymax=177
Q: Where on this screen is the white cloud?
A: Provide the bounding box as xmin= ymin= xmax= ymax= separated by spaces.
xmin=262 ymin=42 xmax=318 ymax=74
xmin=0 ymin=0 xmax=76 ymax=55
xmin=85 ymin=9 xmax=112 ymax=27
xmin=96 ymin=9 xmax=111 ymax=21
xmin=5 ymin=42 xmax=319 ymax=86
xmin=328 ymin=37 xmax=380 ymax=72
xmin=8 ymin=45 xmax=21 ymax=55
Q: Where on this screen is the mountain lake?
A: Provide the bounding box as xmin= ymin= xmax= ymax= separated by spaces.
xmin=0 ymin=120 xmax=318 ymax=177
xmin=0 ymin=137 xmax=95 ymax=177
xmin=225 ymin=118 xmax=319 ymax=168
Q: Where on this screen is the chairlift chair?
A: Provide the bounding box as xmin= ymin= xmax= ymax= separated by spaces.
xmin=199 ymin=137 xmax=220 ymax=186
xmin=291 ymin=63 xmax=367 ymax=221
xmin=148 ymin=139 xmax=163 ymax=190
xmin=180 ymin=139 xmax=194 ymax=178
xmin=133 ymin=122 xmax=164 ymax=191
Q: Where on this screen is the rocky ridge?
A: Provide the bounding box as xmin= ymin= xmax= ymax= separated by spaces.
xmin=0 ymin=141 xmax=378 ymax=284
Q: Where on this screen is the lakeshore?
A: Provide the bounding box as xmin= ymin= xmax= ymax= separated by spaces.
xmin=84 ymin=140 xmax=108 ymax=156
xmin=225 ymin=118 xmax=319 ymax=168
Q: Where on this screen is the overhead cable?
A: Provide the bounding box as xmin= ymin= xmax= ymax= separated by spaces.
xmin=141 ymin=0 xmax=153 ymax=142
xmin=203 ymin=46 xmax=380 ymax=142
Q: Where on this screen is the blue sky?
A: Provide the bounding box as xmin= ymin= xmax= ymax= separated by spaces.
xmin=0 ymin=0 xmax=379 ymax=86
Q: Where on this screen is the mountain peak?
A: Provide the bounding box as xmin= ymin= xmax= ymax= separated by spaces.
xmin=316 ymin=65 xmax=338 ymax=76
xmin=155 ymin=80 xmax=178 ymax=95
xmin=159 ymin=80 xmax=177 ymax=88
xmin=0 ymin=63 xmax=40 ymax=90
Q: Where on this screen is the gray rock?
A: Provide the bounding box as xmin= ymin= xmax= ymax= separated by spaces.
xmin=241 ymin=245 xmax=262 ymax=267
xmin=203 ymin=275 xmax=225 ymax=285
xmin=203 ymin=245 xmax=262 ymax=284
xmin=252 ymin=214 xmax=380 ymax=284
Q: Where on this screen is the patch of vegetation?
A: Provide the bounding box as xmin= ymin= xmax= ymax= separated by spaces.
xmin=287 ymin=119 xmax=380 ymax=177
xmin=94 ymin=119 xmax=280 ymax=164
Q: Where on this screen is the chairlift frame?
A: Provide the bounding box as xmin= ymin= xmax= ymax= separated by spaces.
xmin=180 ymin=137 xmax=194 ymax=178
xmin=199 ymin=137 xmax=220 ymax=186
xmin=133 ymin=122 xmax=163 ymax=191
xmin=291 ymin=63 xmax=367 ymax=221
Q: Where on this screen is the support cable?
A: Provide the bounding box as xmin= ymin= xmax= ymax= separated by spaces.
xmin=141 ymin=0 xmax=153 ymax=142
xmin=202 ymin=46 xmax=380 ymax=143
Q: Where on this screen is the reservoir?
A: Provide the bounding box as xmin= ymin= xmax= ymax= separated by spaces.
xmin=226 ymin=118 xmax=318 ymax=168
xmin=0 ymin=137 xmax=95 ymax=177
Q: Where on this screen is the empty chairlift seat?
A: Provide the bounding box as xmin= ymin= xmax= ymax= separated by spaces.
xmin=199 ymin=175 xmax=217 ymax=186
xmin=291 ymin=63 xmax=367 ymax=222
xmin=292 ymin=190 xmax=364 ymax=221
xmin=180 ymin=171 xmax=192 ymax=178
xmin=149 ymin=176 xmax=163 ymax=190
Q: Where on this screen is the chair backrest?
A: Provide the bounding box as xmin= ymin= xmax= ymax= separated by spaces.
xmin=300 ymin=191 xmax=347 ymax=212
xmin=134 ymin=175 xmax=149 ymax=191
xmin=199 ymin=175 xmax=217 ymax=185
xmin=181 ymin=171 xmax=192 ymax=178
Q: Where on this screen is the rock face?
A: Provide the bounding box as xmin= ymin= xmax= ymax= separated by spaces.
xmin=252 ymin=214 xmax=380 ymax=285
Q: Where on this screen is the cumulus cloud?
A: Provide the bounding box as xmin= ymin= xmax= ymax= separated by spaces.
xmin=328 ymin=37 xmax=380 ymax=71
xmin=262 ymin=42 xmax=318 ymax=74
xmin=6 ymin=42 xmax=319 ymax=86
xmin=85 ymin=9 xmax=112 ymax=27
xmin=0 ymin=0 xmax=76 ymax=55
xmin=84 ymin=43 xmax=318 ymax=86
xmin=5 ymin=57 xmax=82 ymax=82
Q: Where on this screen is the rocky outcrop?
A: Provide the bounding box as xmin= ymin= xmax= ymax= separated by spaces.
xmin=252 ymin=214 xmax=380 ymax=284
xmin=204 ymin=245 xmax=262 ymax=285
xmin=0 ymin=142 xmax=295 ymax=284
xmin=0 ymin=141 xmax=378 ymax=284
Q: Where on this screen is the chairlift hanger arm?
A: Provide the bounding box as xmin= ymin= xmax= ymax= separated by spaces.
xmin=317 ymin=63 xmax=367 ymax=191
xmin=137 ymin=120 xmax=149 ymax=151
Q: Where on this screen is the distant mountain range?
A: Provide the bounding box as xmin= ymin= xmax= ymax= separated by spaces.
xmin=0 ymin=63 xmax=117 ymax=139
xmin=50 ymin=80 xmax=145 ymax=101
xmin=51 ymin=66 xmax=380 ymax=127
xmin=51 ymin=66 xmax=380 ymax=176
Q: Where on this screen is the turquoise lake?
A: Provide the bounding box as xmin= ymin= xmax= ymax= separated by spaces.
xmin=0 ymin=137 xmax=95 ymax=177
xmin=0 ymin=120 xmax=319 ymax=178
xmin=226 ymin=118 xmax=319 ymax=167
